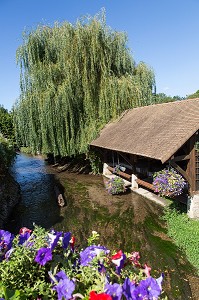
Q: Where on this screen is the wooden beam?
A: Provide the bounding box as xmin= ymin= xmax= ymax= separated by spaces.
xmin=170 ymin=160 xmax=191 ymax=184
xmin=170 ymin=154 xmax=190 ymax=162
xmin=107 ymin=166 xmax=131 ymax=181
xmin=136 ymin=178 xmax=156 ymax=191
xmin=117 ymin=152 xmax=133 ymax=168
xmin=186 ymin=135 xmax=196 ymax=193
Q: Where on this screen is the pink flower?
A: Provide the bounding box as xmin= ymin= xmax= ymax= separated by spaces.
xmin=143 ymin=263 xmax=151 ymax=277
xmin=129 ymin=251 xmax=141 ymax=267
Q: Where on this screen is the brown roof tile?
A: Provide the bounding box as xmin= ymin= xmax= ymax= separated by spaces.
xmin=90 ymin=98 xmax=199 ymax=163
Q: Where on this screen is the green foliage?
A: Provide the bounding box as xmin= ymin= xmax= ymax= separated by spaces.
xmin=0 ymin=105 xmax=15 ymax=141
xmin=163 ymin=208 xmax=199 ymax=274
xmin=87 ymin=230 xmax=100 ymax=246
xmin=0 ymin=106 xmax=16 ymax=170
xmin=20 ymin=146 xmax=32 ymax=154
xmin=187 ymin=89 xmax=199 ymax=99
xmin=14 ymin=10 xmax=156 ymax=157
xmin=87 ymin=150 xmax=102 ymax=174
xmin=0 ymin=135 xmax=16 ymax=169
xmin=154 ymin=93 xmax=185 ymax=104
xmin=0 ymin=227 xmax=49 ymax=297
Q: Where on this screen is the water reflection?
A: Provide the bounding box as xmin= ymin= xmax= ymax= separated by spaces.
xmin=6 ymin=154 xmax=62 ymax=232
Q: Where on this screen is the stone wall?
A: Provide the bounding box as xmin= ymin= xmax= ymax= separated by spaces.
xmin=187 ymin=194 xmax=199 ymax=219
xmin=0 ymin=171 xmax=21 ymax=228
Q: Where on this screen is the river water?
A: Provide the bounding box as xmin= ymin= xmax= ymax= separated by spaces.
xmin=4 ymin=153 xmax=199 ymax=299
xmin=6 ymin=153 xmax=61 ymax=231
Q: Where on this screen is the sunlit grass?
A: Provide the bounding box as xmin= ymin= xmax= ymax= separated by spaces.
xmin=163 ymin=208 xmax=199 ymax=274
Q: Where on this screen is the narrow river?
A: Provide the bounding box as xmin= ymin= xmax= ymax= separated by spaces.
xmin=4 ymin=153 xmax=199 ymax=299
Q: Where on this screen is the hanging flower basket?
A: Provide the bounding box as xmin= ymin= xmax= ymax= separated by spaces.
xmin=152 ymin=167 xmax=186 ymax=197
xmin=106 ymin=176 xmax=126 ymax=195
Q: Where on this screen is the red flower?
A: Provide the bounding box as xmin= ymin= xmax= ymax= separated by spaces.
xmin=70 ymin=236 xmax=75 ymax=251
xmin=111 ymin=250 xmax=126 ymax=274
xmin=89 ymin=291 xmax=112 ymax=300
xmin=111 ymin=250 xmax=123 ymax=260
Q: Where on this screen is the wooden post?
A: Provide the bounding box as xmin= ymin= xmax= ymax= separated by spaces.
xmin=186 ymin=134 xmax=196 ymax=194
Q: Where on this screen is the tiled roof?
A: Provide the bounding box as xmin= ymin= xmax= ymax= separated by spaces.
xmin=90 ymin=98 xmax=199 ymax=163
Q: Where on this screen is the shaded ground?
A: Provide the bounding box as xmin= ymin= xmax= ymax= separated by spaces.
xmin=53 ymin=170 xmax=199 ymax=300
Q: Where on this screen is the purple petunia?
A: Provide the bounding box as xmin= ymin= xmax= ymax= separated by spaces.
xmin=34 ymin=247 xmax=52 ymax=266
xmin=122 ymin=278 xmax=136 ymax=299
xmin=153 ymin=167 xmax=186 ymax=196
xmin=62 ymin=232 xmax=71 ymax=249
xmin=51 ymin=270 xmax=75 ymax=300
xmin=156 ymin=273 xmax=164 ymax=290
xmin=134 ymin=277 xmax=162 ymax=299
xmin=55 ymin=270 xmax=68 ymax=282
xmin=5 ymin=247 xmax=15 ymax=260
xmin=105 ymin=282 xmax=123 ymax=300
xmin=0 ymin=229 xmax=14 ymax=250
xmin=0 ymin=229 xmax=14 ymax=260
xmin=47 ymin=231 xmax=63 ymax=250
xmin=80 ymin=245 xmax=109 ymax=266
xmin=54 ymin=278 xmax=75 ymax=300
xmin=18 ymin=231 xmax=31 ymax=245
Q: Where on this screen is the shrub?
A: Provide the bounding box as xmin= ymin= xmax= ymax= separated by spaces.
xmin=0 ymin=135 xmax=16 ymax=168
xmin=152 ymin=168 xmax=186 ymax=196
xmin=87 ymin=150 xmax=102 ymax=175
xmin=0 ymin=226 xmax=166 ymax=299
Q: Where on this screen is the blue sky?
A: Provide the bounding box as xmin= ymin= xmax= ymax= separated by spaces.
xmin=1 ymin=0 xmax=199 ymax=111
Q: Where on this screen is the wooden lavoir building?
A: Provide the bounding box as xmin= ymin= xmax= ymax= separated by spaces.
xmin=90 ymin=98 xmax=199 ymax=215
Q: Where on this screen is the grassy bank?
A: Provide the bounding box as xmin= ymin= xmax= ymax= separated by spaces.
xmin=163 ymin=208 xmax=199 ymax=275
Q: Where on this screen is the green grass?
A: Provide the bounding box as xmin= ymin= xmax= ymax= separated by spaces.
xmin=163 ymin=208 xmax=199 ymax=274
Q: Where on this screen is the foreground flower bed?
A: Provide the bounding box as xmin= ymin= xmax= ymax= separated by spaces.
xmin=0 ymin=226 xmax=166 ymax=299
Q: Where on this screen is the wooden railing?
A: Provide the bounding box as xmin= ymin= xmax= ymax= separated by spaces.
xmin=107 ymin=166 xmax=156 ymax=192
xmin=107 ymin=166 xmax=131 ymax=181
xmin=135 ymin=178 xmax=156 ymax=192
xmin=107 ymin=165 xmax=188 ymax=203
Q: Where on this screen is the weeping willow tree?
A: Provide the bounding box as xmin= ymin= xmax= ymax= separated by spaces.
xmin=14 ymin=11 xmax=155 ymax=156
